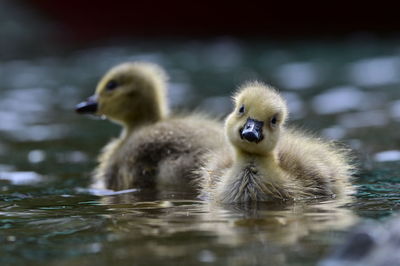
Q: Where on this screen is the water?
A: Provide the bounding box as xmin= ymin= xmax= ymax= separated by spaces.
xmin=0 ymin=173 xmax=398 ymax=266
xmin=1 ymin=1 xmax=400 ymax=265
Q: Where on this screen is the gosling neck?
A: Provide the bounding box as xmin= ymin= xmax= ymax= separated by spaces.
xmin=234 ymin=149 xmax=278 ymax=166
xmin=120 ymin=101 xmax=168 ymax=139
xmin=234 ymin=149 xmax=285 ymax=183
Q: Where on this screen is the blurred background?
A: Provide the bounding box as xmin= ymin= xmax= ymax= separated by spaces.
xmin=1 ymin=0 xmax=399 ymax=179
xmin=1 ymin=1 xmax=400 ymax=265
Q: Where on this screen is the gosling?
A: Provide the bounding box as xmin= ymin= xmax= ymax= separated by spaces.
xmin=76 ymin=62 xmax=225 ymax=192
xmin=199 ymin=82 xmax=355 ymax=203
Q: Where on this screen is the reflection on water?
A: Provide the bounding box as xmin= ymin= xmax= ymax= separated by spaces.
xmin=28 ymin=150 xmax=46 ymax=164
xmin=0 ymin=183 xmax=359 ymax=266
xmin=390 ymin=100 xmax=400 ymax=121
xmin=339 ymin=110 xmax=389 ymax=129
xmin=373 ymin=150 xmax=400 ymax=162
xmin=348 ymin=56 xmax=400 ymax=87
xmin=320 ymin=213 xmax=400 ymax=266
xmin=312 ymin=86 xmax=366 ymax=115
xmin=3 ymin=164 xmax=400 ymax=266
xmin=276 ymin=62 xmax=320 ymax=90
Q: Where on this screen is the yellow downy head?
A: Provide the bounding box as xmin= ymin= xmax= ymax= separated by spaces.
xmin=76 ymin=62 xmax=168 ymax=129
xmin=225 ymin=81 xmax=288 ymax=156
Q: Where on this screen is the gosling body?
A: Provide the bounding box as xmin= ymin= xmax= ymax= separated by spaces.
xmin=76 ymin=62 xmax=224 ymax=191
xmin=96 ymin=115 xmax=223 ymax=191
xmin=199 ymin=82 xmax=355 ymax=203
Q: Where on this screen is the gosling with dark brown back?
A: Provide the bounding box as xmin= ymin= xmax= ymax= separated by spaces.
xmin=76 ymin=62 xmax=225 ymax=192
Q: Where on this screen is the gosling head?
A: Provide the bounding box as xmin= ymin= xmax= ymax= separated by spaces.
xmin=76 ymin=62 xmax=168 ymax=127
xmin=225 ymin=82 xmax=288 ymax=156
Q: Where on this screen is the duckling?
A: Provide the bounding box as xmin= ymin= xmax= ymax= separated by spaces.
xmin=199 ymin=82 xmax=355 ymax=203
xmin=76 ymin=62 xmax=225 ymax=191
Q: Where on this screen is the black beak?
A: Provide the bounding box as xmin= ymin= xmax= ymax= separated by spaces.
xmin=240 ymin=118 xmax=264 ymax=143
xmin=75 ymin=95 xmax=98 ymax=114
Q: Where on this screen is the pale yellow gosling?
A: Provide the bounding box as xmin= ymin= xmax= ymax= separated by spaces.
xmin=199 ymin=82 xmax=355 ymax=203
xmin=76 ymin=62 xmax=225 ymax=191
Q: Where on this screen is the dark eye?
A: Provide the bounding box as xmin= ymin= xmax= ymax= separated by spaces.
xmin=105 ymin=80 xmax=119 ymax=91
xmin=270 ymin=115 xmax=278 ymax=126
xmin=238 ymin=105 xmax=245 ymax=115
